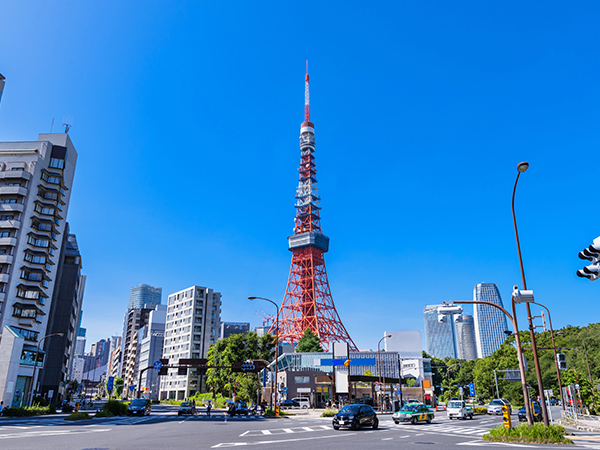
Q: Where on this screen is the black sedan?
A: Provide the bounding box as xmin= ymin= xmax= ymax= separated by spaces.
xmin=333 ymin=404 xmax=379 ymax=430
xmin=280 ymin=399 xmax=299 ymax=409
xmin=518 ymin=401 xmax=542 ymax=422
xmin=127 ymin=398 xmax=151 ymax=416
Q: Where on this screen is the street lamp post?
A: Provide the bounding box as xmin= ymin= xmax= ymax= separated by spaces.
xmin=452 ymin=299 xmax=533 ymax=425
xmin=377 ymin=335 xmax=391 ymax=411
xmin=28 ymin=332 xmax=64 ymax=407
xmin=446 ymin=363 xmax=460 ymax=400
xmin=531 ymin=301 xmax=566 ymax=411
xmin=512 ymin=161 xmax=549 ymax=426
xmin=249 ymin=296 xmax=279 ymax=415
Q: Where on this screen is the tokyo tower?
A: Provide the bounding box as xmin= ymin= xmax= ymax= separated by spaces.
xmin=271 ymin=66 xmax=357 ymax=351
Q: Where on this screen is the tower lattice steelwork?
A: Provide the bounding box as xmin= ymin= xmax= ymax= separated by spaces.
xmin=270 ymin=68 xmax=357 ymax=351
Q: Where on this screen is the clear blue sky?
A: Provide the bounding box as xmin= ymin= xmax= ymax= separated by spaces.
xmin=1 ymin=1 xmax=599 ymax=352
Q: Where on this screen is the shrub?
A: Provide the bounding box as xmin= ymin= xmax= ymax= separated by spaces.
xmin=65 ymin=412 xmax=90 ymax=421
xmin=62 ymin=404 xmax=74 ymax=413
xmin=102 ymin=400 xmax=128 ymax=416
xmin=484 ymin=424 xmax=573 ymax=444
xmin=473 ymin=407 xmax=488 ymax=415
xmin=2 ymin=406 xmax=55 ymax=417
xmin=94 ymin=410 xmax=114 ymax=418
xmin=321 ymin=409 xmax=339 ymax=417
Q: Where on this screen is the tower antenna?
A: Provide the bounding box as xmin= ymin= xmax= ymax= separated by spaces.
xmin=62 ymin=116 xmax=73 ymax=134
xmin=304 ymin=60 xmax=310 ymax=123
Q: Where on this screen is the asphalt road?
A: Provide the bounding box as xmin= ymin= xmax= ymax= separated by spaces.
xmin=0 ymin=406 xmax=597 ymax=450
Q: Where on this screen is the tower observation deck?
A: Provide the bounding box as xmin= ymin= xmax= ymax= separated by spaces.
xmin=270 ymin=67 xmax=357 ymax=351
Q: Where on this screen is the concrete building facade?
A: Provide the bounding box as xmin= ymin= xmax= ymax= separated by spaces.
xmin=160 ymin=285 xmax=221 ymax=400
xmin=138 ymin=306 xmax=166 ymax=399
xmin=0 ymin=133 xmax=77 ymax=407
xmin=128 ymin=284 xmax=161 ymax=311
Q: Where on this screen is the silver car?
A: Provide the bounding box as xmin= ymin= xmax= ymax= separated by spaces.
xmin=487 ymin=398 xmax=511 ymax=415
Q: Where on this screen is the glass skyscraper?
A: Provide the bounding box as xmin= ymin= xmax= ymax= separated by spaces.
xmin=455 ymin=314 xmax=477 ymax=361
xmin=473 ymin=283 xmax=509 ymax=358
xmin=423 ymin=305 xmax=457 ymax=359
xmin=127 ymin=284 xmax=162 ymax=310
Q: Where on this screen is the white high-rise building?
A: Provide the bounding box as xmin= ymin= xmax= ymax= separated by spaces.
xmin=0 ymin=133 xmax=78 ymax=407
xmin=160 ymin=285 xmax=221 ymax=401
xmin=473 ymin=283 xmax=510 ymax=358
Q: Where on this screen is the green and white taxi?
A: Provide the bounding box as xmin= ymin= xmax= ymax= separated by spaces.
xmin=392 ymin=403 xmax=434 ymax=424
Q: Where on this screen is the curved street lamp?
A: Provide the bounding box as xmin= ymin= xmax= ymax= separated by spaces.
xmin=249 ymin=296 xmax=280 ymax=415
xmin=512 ymin=161 xmax=549 ymax=426
xmin=28 ymin=332 xmax=64 ymax=407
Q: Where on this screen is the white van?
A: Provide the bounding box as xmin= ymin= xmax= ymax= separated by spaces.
xmin=292 ymin=397 xmax=310 ymax=409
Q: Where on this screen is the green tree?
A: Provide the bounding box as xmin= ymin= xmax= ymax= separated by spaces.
xmin=205 ymin=332 xmax=275 ymax=403
xmin=114 ymin=376 xmax=124 ymax=398
xmin=295 ymin=328 xmax=324 ymax=352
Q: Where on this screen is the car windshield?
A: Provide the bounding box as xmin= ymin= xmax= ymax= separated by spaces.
xmin=131 ymin=399 xmax=146 ymax=406
xmin=339 ymin=405 xmax=361 ymax=414
xmin=180 ymin=402 xmax=191 ymax=407
xmin=448 ymin=401 xmax=462 ymax=408
xmin=490 ymin=400 xmax=503 ymax=405
xmin=400 ymin=405 xmax=418 ymax=412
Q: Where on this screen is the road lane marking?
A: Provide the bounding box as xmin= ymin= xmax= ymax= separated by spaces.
xmin=282 ymin=429 xmax=294 ymax=433
xmin=261 ymin=430 xmax=272 ymax=435
xmin=0 ymin=428 xmax=110 ymax=440
xmin=212 ymin=431 xmax=358 ymax=448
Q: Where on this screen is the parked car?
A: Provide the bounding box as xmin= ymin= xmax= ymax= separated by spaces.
xmin=332 ymin=404 xmax=379 ymax=430
xmin=178 ymin=401 xmax=196 ymax=416
xmin=518 ymin=401 xmax=542 ymax=422
xmin=127 ymin=398 xmax=151 ymax=416
xmin=487 ymin=398 xmax=511 ymax=415
xmin=280 ymin=399 xmax=299 ymax=409
xmin=447 ymin=400 xmax=473 ymax=420
xmin=292 ymin=397 xmax=310 ymax=409
xmin=392 ymin=403 xmax=434 ymax=424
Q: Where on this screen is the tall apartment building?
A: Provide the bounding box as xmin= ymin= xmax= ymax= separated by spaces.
xmin=455 ymin=314 xmax=477 ymax=361
xmin=128 ymin=284 xmax=161 ymax=311
xmin=138 ymin=306 xmax=166 ymax=399
xmin=220 ymin=322 xmax=249 ymax=339
xmin=39 ymin=229 xmax=85 ymax=403
xmin=120 ymin=306 xmax=156 ymax=388
xmin=160 ymin=285 xmax=221 ymax=401
xmin=473 ymin=283 xmax=509 ymax=358
xmin=423 ymin=305 xmax=457 ymax=359
xmin=0 ymin=133 xmax=77 ymax=407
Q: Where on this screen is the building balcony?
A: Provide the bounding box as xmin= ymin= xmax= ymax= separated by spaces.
xmin=0 ymin=237 xmax=17 ymax=247
xmin=0 ymin=186 xmax=28 ymax=196
xmin=0 ymin=220 xmax=21 ymax=229
xmin=0 ymin=203 xmax=24 ymax=213
xmin=0 ymin=171 xmax=31 ymax=181
xmin=0 ymin=254 xmax=13 ymax=265
xmin=0 ymin=274 xmax=9 ymax=283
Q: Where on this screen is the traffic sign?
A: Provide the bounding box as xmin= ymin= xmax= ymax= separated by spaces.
xmin=153 ymin=360 xmax=163 ymax=370
xmin=468 ymin=382 xmax=475 ymax=396
xmin=129 ymin=385 xmax=135 ymax=392
xmin=107 ymin=376 xmax=114 ymax=391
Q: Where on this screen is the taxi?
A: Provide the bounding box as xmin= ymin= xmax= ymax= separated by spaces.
xmin=392 ymin=403 xmax=434 ymax=424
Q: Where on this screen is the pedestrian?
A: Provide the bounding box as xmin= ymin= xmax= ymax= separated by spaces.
xmin=206 ymin=400 xmax=211 ymax=417
xmin=0 ymin=400 xmax=3 ymax=417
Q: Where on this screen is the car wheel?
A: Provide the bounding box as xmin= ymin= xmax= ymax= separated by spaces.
xmin=351 ymin=420 xmax=359 ymax=430
xmin=333 ymin=425 xmax=340 ymax=430
xmin=468 ymin=414 xmax=473 ymax=420
xmin=426 ymin=417 xmax=431 ymax=424
xmin=372 ymin=418 xmax=379 ymax=429
xmin=302 ymin=405 xmax=308 ymax=409
xmin=448 ymin=416 xmax=453 ymax=420
xmin=394 ymin=420 xmax=399 ymax=424
xmin=411 ymin=417 xmax=418 ymax=425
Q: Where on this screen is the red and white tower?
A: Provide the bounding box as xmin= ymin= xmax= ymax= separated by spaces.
xmin=271 ymin=67 xmax=357 ymax=351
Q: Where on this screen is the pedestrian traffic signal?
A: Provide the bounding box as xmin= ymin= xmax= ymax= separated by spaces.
xmin=577 ymin=237 xmax=600 ymax=281
xmin=556 ymin=353 xmax=567 ymax=370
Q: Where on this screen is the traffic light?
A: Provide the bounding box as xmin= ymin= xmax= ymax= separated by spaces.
xmin=577 ymin=236 xmax=600 ymax=281
xmin=556 ymin=353 xmax=567 ymax=370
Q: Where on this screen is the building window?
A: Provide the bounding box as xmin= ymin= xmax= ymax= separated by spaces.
xmin=294 ymin=376 xmax=310 ymax=384
xmin=24 ymin=253 xmax=46 ymax=264
xmin=49 ymin=158 xmax=65 ymax=169
xmin=0 ymin=215 xmax=14 ymax=220
xmin=13 ymin=326 xmax=39 ymax=341
xmin=17 ymin=287 xmax=40 ymax=300
xmin=20 ymin=269 xmax=43 ymax=281
xmin=27 ymin=236 xmax=50 ymax=247
xmin=2 ymin=199 xmax=17 ymax=204
xmin=34 ymin=204 xmax=55 ymax=215
xmin=0 ymin=231 xmax=10 ymax=238
xmin=13 ymin=305 xmax=38 ymax=319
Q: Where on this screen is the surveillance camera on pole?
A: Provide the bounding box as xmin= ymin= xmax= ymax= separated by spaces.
xmin=512 ymin=286 xmax=534 ymax=304
xmin=438 ymin=314 xmax=448 ymax=324
xmin=577 ymin=236 xmax=600 ymax=281
xmin=437 ymin=301 xmax=463 ymax=316
xmin=454 ymin=314 xmax=463 ymax=323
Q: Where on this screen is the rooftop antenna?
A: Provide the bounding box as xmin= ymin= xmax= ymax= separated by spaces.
xmin=50 ymin=118 xmax=54 ymax=133
xmin=304 ymin=60 xmax=310 ymax=122
xmin=62 ymin=116 xmax=73 ymax=134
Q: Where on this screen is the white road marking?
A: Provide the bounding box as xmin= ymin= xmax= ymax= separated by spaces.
xmin=0 ymin=428 xmax=111 ymax=440
xmin=212 ymin=431 xmax=358 ymax=448
xmin=261 ymin=430 xmax=272 ymax=435
xmin=282 ymin=429 xmax=294 ymax=434
xmin=382 ymin=437 xmax=393 ymax=440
